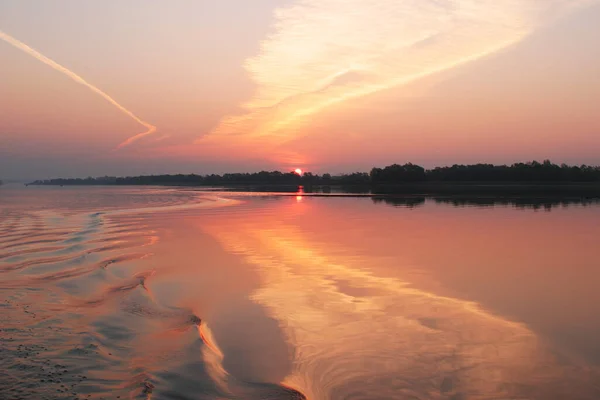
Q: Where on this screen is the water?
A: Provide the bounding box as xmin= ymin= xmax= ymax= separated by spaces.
xmin=1 ymin=185 xmax=599 ymax=399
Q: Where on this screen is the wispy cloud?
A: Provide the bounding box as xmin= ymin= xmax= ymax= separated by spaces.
xmin=0 ymin=30 xmax=156 ymax=149
xmin=204 ymin=0 xmax=596 ymax=143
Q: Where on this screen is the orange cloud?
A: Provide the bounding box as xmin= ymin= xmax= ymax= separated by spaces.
xmin=203 ymin=0 xmax=596 ymax=145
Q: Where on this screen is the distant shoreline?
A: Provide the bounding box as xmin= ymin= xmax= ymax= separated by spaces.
xmin=25 ymin=160 xmax=600 ymax=196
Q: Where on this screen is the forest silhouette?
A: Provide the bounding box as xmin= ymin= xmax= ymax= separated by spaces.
xmin=30 ymin=160 xmax=600 ymax=195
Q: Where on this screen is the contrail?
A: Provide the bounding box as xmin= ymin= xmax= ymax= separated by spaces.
xmin=0 ymin=30 xmax=156 ymax=148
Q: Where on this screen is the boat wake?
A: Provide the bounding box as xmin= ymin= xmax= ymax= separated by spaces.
xmin=0 ymin=189 xmax=304 ymax=399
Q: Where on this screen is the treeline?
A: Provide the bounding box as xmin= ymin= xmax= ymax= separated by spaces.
xmin=31 ymin=171 xmax=308 ymax=186
xmin=29 ymin=160 xmax=600 ymax=187
xmin=371 ymin=161 xmax=600 ymax=183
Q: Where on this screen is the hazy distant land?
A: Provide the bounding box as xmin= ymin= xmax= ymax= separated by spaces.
xmin=27 ymin=161 xmax=600 ymax=196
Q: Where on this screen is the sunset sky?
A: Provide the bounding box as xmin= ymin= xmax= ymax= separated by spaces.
xmin=1 ymin=0 xmax=600 ymax=179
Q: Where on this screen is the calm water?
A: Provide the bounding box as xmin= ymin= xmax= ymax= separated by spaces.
xmin=1 ymin=185 xmax=600 ymax=399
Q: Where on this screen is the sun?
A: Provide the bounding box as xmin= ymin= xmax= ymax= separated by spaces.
xmin=294 ymin=168 xmax=303 ymax=175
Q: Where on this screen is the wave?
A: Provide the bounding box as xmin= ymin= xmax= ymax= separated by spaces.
xmin=0 ymin=189 xmax=307 ymax=400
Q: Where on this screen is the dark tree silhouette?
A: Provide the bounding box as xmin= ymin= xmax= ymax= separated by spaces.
xmin=29 ymin=161 xmax=600 ymax=189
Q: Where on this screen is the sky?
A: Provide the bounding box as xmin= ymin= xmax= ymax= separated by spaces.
xmin=1 ymin=0 xmax=600 ymax=179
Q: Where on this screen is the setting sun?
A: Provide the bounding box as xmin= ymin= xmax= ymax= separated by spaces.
xmin=294 ymin=168 xmax=303 ymax=175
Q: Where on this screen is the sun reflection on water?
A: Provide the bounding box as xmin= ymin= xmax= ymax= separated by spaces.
xmin=200 ymin=201 xmax=599 ymax=400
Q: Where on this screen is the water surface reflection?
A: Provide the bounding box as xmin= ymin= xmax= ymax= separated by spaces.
xmin=1 ymin=187 xmax=599 ymax=399
xmin=199 ymin=195 xmax=600 ymax=399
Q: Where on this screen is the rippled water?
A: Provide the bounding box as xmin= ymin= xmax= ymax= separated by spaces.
xmin=1 ymin=185 xmax=600 ymax=399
